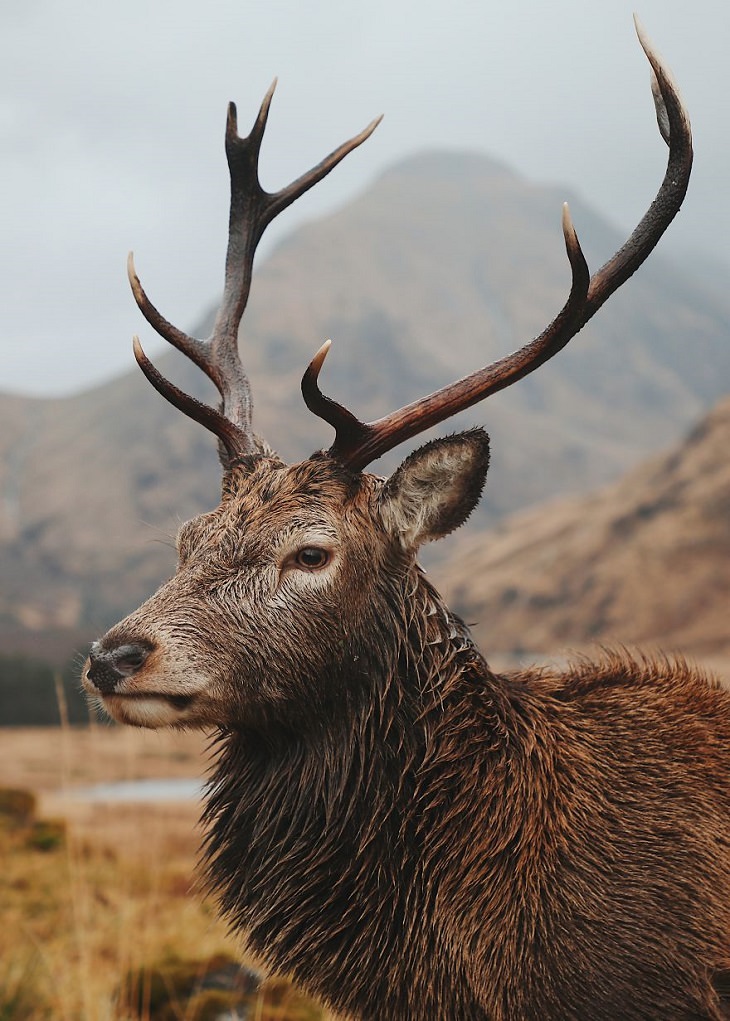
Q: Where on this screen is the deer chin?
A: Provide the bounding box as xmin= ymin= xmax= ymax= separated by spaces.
xmin=97 ymin=691 xmax=197 ymax=729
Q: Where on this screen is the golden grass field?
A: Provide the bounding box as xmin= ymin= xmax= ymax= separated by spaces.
xmin=0 ymin=720 xmax=327 ymax=1021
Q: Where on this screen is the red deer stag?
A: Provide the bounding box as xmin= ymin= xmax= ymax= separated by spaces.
xmin=84 ymin=22 xmax=730 ymax=1021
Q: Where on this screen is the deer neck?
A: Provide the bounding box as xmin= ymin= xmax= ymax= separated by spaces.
xmin=400 ymin=566 xmax=489 ymax=702
xmin=210 ymin=562 xmax=490 ymax=765
xmin=201 ymin=564 xmax=500 ymax=1010
xmin=202 ymin=563 xmax=500 ymax=877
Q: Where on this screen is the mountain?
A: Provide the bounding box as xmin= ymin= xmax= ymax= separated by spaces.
xmin=437 ymin=396 xmax=730 ymax=660
xmin=1 ymin=149 xmax=729 ymax=663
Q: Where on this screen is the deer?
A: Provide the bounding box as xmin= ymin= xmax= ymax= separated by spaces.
xmin=83 ymin=20 xmax=730 ymax=1021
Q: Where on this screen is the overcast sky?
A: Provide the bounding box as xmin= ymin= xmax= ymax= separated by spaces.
xmin=1 ymin=0 xmax=728 ymax=397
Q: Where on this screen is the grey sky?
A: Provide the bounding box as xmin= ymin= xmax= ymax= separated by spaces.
xmin=1 ymin=0 xmax=728 ymax=397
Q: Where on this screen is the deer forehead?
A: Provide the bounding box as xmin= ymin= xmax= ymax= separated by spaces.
xmin=178 ymin=457 xmax=386 ymax=557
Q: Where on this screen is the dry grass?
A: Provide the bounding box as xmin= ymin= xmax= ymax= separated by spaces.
xmin=1 ymin=722 xmax=208 ymax=793
xmin=0 ymin=721 xmax=327 ymax=1020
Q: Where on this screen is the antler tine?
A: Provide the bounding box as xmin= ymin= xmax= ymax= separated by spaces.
xmin=127 ymin=253 xmax=210 ymax=372
xmin=129 ymin=84 xmax=381 ymax=462
xmin=585 ymin=15 xmax=692 ymax=307
xmin=213 ymin=86 xmax=381 ymax=425
xmin=132 ymin=336 xmax=246 ymax=461
xmin=304 ymin=21 xmax=692 ymax=473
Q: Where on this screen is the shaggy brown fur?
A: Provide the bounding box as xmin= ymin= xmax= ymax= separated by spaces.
xmin=85 ymin=447 xmax=730 ymax=1021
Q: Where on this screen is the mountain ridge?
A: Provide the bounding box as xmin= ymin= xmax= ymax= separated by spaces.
xmin=1 ymin=147 xmax=728 ymax=661
xmin=439 ymin=396 xmax=730 ymax=659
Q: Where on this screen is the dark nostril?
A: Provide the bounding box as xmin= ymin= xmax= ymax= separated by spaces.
xmin=86 ymin=641 xmax=152 ymax=694
xmin=111 ymin=643 xmax=151 ymax=676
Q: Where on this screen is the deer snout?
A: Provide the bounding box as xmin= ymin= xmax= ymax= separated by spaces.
xmin=86 ymin=641 xmax=153 ymax=694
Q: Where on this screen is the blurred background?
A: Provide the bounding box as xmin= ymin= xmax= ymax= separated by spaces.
xmin=2 ymin=0 xmax=728 ymax=395
xmin=1 ymin=3 xmax=728 ymax=1017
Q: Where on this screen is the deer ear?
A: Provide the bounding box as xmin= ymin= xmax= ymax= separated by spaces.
xmin=379 ymin=429 xmax=490 ymax=549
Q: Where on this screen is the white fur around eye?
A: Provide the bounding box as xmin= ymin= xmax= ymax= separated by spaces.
xmin=278 ymin=534 xmax=338 ymax=578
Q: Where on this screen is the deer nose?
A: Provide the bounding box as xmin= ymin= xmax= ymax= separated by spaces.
xmin=86 ymin=641 xmax=152 ymax=694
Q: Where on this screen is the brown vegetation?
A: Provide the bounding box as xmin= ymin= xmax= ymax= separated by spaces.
xmin=0 ymin=724 xmax=327 ymax=1020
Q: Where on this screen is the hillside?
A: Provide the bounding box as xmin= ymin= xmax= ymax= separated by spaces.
xmin=438 ymin=396 xmax=730 ymax=660
xmin=1 ymin=149 xmax=729 ymax=661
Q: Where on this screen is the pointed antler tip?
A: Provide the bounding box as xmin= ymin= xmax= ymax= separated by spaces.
xmin=632 ymin=16 xmax=663 ymax=85
xmin=632 ymin=14 xmax=654 ymax=59
xmin=563 ymin=202 xmax=575 ymax=237
xmin=308 ymin=339 xmax=332 ymax=377
xmin=560 ymin=201 xmax=589 ymax=289
xmin=359 ymin=114 xmax=384 ymax=145
xmin=226 ymin=101 xmax=238 ymax=137
xmin=631 ymin=16 xmax=684 ymax=149
xmin=255 ymin=80 xmax=277 ymax=130
xmin=302 ymin=341 xmax=331 ymax=406
xmin=633 ymin=16 xmax=663 ymax=83
xmin=127 ymin=251 xmax=146 ymax=305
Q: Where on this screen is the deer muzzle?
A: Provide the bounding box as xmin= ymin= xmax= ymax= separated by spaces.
xmin=86 ymin=640 xmax=153 ymax=694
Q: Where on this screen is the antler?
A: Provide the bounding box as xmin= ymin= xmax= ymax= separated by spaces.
xmin=302 ymin=18 xmax=693 ymax=472
xmin=130 ymin=82 xmax=381 ymax=463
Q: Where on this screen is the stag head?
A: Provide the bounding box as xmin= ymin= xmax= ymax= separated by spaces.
xmin=83 ymin=20 xmax=691 ymax=731
xmin=87 ymin=433 xmax=489 ymax=729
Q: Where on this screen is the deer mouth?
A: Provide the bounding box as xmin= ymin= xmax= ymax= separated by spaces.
xmin=112 ymin=690 xmax=193 ymax=706
xmin=106 ymin=691 xmax=195 ymax=710
xmin=92 ymin=688 xmax=200 ymax=730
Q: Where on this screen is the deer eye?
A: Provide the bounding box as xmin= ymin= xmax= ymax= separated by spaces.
xmin=294 ymin=547 xmax=330 ymax=570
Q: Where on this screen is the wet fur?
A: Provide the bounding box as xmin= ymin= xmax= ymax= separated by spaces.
xmin=202 ymin=599 xmax=730 ymax=1020
xmin=90 ymin=450 xmax=730 ymax=1020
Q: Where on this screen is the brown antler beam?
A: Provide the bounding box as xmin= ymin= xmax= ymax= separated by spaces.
xmin=303 ymin=17 xmax=692 ymax=472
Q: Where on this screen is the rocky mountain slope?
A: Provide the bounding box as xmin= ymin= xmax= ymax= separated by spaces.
xmin=438 ymin=396 xmax=730 ymax=660
xmin=1 ymin=149 xmax=729 ymax=662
